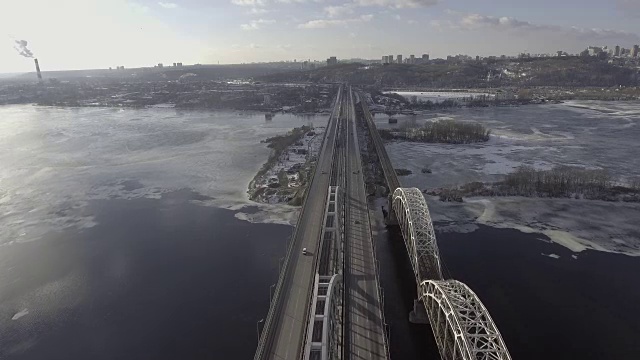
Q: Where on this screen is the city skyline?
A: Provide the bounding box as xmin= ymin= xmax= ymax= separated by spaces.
xmin=2 ymin=0 xmax=640 ymax=73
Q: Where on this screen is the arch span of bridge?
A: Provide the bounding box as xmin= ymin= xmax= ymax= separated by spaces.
xmin=391 ymin=187 xmax=443 ymax=282
xmin=419 ymin=280 xmax=512 ymax=360
xmin=391 ymin=187 xmax=511 ymax=360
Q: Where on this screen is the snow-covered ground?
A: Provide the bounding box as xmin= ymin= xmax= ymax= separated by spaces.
xmin=251 ymin=126 xmax=325 ymax=204
xmin=383 ymin=101 xmax=640 ymax=256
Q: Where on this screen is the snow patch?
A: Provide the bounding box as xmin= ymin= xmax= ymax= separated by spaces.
xmin=12 ymin=309 xmax=29 ymax=320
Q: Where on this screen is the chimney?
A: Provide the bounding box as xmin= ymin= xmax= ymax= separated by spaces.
xmin=34 ymin=58 xmax=42 ymax=82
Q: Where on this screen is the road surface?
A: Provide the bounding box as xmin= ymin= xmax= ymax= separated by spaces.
xmin=256 ymin=87 xmax=343 ymax=360
xmin=344 ymin=88 xmax=388 ymax=360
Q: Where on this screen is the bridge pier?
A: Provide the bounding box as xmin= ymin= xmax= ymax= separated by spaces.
xmin=383 ymin=194 xmax=398 ymax=226
xmin=409 ymin=299 xmax=429 ymax=324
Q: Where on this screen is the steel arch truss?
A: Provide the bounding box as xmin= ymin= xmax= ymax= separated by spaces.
xmin=392 ymin=187 xmax=443 ymax=282
xmin=420 ymin=280 xmax=512 ymax=360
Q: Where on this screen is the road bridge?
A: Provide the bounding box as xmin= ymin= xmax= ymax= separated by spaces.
xmin=254 ymin=85 xmax=344 ymax=360
xmin=342 ymin=87 xmax=389 ymax=360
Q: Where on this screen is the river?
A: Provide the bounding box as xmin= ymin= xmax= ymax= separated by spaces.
xmin=0 ymin=105 xmax=325 ymax=359
xmin=376 ymin=101 xmax=640 ymax=359
xmin=0 ymin=103 xmax=638 ymax=359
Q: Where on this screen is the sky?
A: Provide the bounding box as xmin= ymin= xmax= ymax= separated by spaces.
xmin=1 ymin=0 xmax=640 ymax=73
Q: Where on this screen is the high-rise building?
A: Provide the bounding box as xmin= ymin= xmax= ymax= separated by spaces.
xmin=422 ymin=54 xmax=429 ymax=61
xmin=397 ymin=55 xmax=403 ymax=64
xmin=615 ymin=45 xmax=621 ymax=57
xmin=632 ymin=45 xmax=639 ymax=58
xmin=382 ymin=56 xmax=387 ymax=64
xmin=588 ymin=46 xmax=602 ymax=56
xmin=409 ymin=55 xmax=415 ymax=64
xmin=388 ymin=55 xmax=394 ymax=64
xmin=327 ymin=56 xmax=338 ymax=66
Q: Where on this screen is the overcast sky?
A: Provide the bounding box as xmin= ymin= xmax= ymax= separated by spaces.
xmin=1 ymin=0 xmax=640 ymax=72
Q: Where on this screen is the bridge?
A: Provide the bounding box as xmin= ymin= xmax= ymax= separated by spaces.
xmin=255 ymin=87 xmax=512 ymax=360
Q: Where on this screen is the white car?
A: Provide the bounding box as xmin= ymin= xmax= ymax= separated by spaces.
xmin=302 ymin=247 xmax=308 ymax=255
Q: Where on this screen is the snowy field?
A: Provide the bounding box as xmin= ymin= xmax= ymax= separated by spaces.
xmin=381 ymin=101 xmax=640 ymax=256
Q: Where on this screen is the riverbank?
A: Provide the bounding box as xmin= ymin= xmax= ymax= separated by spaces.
xmin=248 ymin=125 xmax=325 ymax=205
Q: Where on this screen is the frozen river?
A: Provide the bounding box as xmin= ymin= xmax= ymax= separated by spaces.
xmin=0 ymin=102 xmax=638 ymax=359
xmin=0 ymin=105 xmax=327 ymax=359
xmin=378 ymin=101 xmax=640 ymax=256
xmin=377 ymin=101 xmax=640 ymax=359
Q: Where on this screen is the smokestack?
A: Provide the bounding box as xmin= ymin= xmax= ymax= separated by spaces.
xmin=34 ymin=58 xmax=42 ymax=82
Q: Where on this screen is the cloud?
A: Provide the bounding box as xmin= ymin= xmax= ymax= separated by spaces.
xmin=231 ymin=0 xmax=266 ymax=6
xmin=298 ymin=14 xmax=373 ymax=29
xmin=232 ymin=0 xmax=438 ymax=9
xmin=443 ymin=12 xmax=640 ymax=42
xmin=353 ymin=0 xmax=439 ymax=8
xmin=249 ymin=7 xmax=269 ymax=14
xmin=324 ymin=4 xmax=355 ymax=18
xmin=241 ymin=18 xmax=276 ymax=30
xmin=158 ymin=2 xmax=178 ymax=8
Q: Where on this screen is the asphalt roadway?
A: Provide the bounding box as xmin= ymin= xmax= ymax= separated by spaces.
xmin=257 ymin=87 xmax=342 ymax=360
xmin=344 ymin=88 xmax=388 ymax=360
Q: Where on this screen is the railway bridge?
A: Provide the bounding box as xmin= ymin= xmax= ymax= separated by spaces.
xmin=254 ymin=87 xmax=512 ymax=360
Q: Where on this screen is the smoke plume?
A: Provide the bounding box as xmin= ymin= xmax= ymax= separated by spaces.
xmin=14 ymin=40 xmax=34 ymax=58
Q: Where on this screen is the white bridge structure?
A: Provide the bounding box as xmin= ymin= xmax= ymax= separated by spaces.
xmin=391 ymin=187 xmax=512 ymax=360
xmin=304 ymin=186 xmax=344 ymax=360
xmin=419 ymin=280 xmax=512 ymax=360
xmin=392 ymin=188 xmax=443 ymax=282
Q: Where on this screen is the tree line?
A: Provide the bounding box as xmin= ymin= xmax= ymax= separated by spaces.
xmin=500 ymin=165 xmax=612 ymax=197
xmin=429 ymin=166 xmax=640 ymax=202
xmin=380 ymin=120 xmax=491 ymax=144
